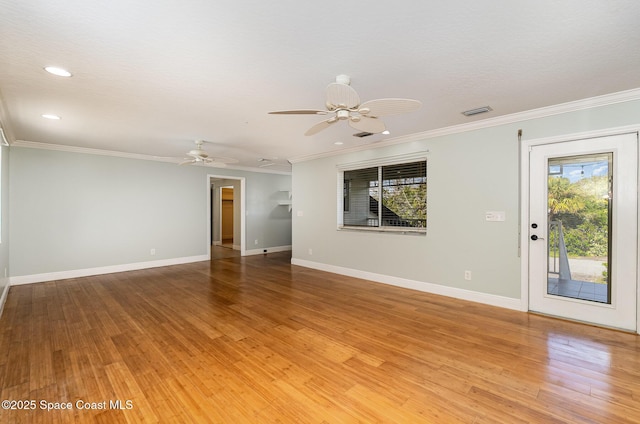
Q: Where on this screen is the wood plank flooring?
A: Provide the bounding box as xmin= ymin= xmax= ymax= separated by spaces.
xmin=1 ymin=249 xmax=639 ymax=423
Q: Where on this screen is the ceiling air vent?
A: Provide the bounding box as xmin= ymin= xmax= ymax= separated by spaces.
xmin=462 ymin=106 xmax=492 ymax=117
xmin=353 ymin=131 xmax=374 ymax=138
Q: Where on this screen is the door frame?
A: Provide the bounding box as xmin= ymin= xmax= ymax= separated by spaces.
xmin=520 ymin=125 xmax=640 ymax=333
xmin=207 ymin=174 xmax=246 ymax=257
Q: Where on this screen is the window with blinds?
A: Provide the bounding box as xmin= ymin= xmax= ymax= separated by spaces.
xmin=341 ymin=160 xmax=426 ymax=232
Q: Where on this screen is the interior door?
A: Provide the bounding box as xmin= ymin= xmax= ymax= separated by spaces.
xmin=528 ymin=133 xmax=638 ymax=331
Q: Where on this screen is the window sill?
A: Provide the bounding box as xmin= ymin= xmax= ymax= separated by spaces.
xmin=338 ymin=226 xmax=426 ymax=235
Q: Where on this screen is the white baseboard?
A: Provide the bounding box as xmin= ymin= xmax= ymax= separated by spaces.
xmin=243 ymin=245 xmax=292 ymax=256
xmin=9 ymin=255 xmax=210 ymax=286
xmin=0 ymin=281 xmax=9 ymax=319
xmin=291 ymin=258 xmax=522 ymax=311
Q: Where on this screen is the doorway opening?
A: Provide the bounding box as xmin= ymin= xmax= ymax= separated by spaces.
xmin=221 ymin=187 xmax=234 ymax=248
xmin=208 ymin=175 xmax=245 ymax=258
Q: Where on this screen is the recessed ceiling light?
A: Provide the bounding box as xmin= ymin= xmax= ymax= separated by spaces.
xmin=42 ymin=114 xmax=61 ymax=120
xmin=334 ymin=141 xmax=344 ymax=145
xmin=44 ymin=66 xmax=72 ymax=77
xmin=382 ymin=130 xmax=390 ymax=135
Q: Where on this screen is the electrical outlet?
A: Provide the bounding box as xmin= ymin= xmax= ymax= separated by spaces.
xmin=464 ymin=270 xmax=472 ymax=281
xmin=150 ymin=248 xmax=156 ymax=256
xmin=308 ymin=248 xmax=313 ymax=255
xmin=255 ymin=239 xmax=258 ymax=245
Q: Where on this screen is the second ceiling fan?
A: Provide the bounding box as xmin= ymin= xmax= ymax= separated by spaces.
xmin=179 ymin=140 xmax=238 ymax=166
xmin=269 ymin=75 xmax=421 ymax=136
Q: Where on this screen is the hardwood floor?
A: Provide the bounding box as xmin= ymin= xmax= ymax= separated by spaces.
xmin=1 ymin=249 xmax=639 ymax=423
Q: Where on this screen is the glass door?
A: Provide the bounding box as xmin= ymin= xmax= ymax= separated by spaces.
xmin=546 ymin=153 xmax=611 ymax=303
xmin=528 ymin=133 xmax=638 ymax=331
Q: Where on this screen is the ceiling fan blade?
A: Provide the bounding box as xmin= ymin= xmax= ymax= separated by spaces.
xmin=326 ymin=83 xmax=360 ymax=110
xmin=268 ymin=110 xmax=328 ymax=115
xmin=349 ymin=116 xmax=386 ymax=134
xmin=358 ymin=98 xmax=422 ymax=117
xmin=210 ymin=156 xmax=238 ymax=164
xmin=305 ymin=118 xmax=337 ymax=136
xmin=179 ymin=158 xmax=196 ymax=166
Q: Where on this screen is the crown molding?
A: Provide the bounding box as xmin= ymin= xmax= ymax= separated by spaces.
xmin=0 ymin=88 xmax=15 ymax=145
xmin=289 ymin=87 xmax=640 ymax=164
xmin=12 ymin=139 xmax=179 ymax=162
xmin=11 ymin=140 xmax=291 ymax=175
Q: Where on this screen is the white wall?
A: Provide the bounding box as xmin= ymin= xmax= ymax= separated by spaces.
xmin=246 ymin=173 xmax=293 ymax=251
xmin=210 ymin=174 xmax=293 ymax=252
xmin=9 ymin=147 xmax=291 ymax=281
xmin=291 ymin=99 xmax=640 ymax=305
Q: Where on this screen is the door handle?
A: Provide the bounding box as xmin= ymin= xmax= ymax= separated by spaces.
xmin=530 ymin=235 xmax=545 ymax=241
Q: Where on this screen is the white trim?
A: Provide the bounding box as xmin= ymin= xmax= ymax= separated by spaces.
xmin=244 ymin=245 xmax=292 ymax=256
xmin=520 ymin=138 xmax=532 ymax=314
xmin=9 ymin=255 xmax=209 ymax=286
xmin=0 ymin=92 xmax=16 ymax=145
xmin=337 ymin=226 xmax=427 ymax=235
xmin=290 ymin=88 xmax=640 ymax=164
xmin=522 ymin=125 xmax=640 ymax=147
xmin=520 ymin=126 xmax=640 ymax=334
xmin=291 ymin=258 xmax=522 ymax=311
xmin=336 ymin=151 xmax=429 ymax=171
xmin=11 ymin=140 xmax=291 ymax=175
xmin=0 ymin=281 xmax=9 ymax=318
xmin=0 ymin=128 xmax=9 ymax=146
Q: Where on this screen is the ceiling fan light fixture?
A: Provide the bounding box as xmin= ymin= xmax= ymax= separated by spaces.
xmin=335 ymin=74 xmax=351 ymax=85
xmin=462 ymin=106 xmax=493 ymax=116
xmin=269 ymin=75 xmax=421 ymax=136
xmin=44 ymin=66 xmax=72 ymax=77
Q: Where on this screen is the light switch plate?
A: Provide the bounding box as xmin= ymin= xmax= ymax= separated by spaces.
xmin=485 ymin=211 xmax=506 ymax=222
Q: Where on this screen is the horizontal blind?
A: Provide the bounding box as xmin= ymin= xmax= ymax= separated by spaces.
xmin=343 ymin=167 xmax=379 ymax=227
xmin=381 ymin=161 xmax=426 ymax=228
xmin=341 ymin=160 xmax=426 ymax=230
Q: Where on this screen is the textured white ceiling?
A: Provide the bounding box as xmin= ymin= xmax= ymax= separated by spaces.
xmin=1 ymin=0 xmax=640 ymax=171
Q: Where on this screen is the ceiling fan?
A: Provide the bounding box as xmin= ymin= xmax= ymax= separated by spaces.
xmin=179 ymin=140 xmax=238 ymax=166
xmin=268 ymin=75 xmax=422 ymax=136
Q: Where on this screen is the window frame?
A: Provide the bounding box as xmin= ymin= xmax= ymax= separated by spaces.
xmin=337 ymin=152 xmax=428 ymax=235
